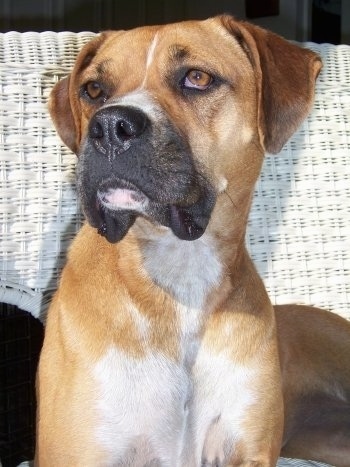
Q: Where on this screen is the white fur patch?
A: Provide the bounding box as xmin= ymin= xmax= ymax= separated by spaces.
xmin=146 ymin=34 xmax=159 ymax=69
xmin=97 ymin=187 xmax=150 ymax=214
xmin=217 ymin=176 xmax=228 ymax=193
xmin=90 ymin=230 xmax=227 ymax=464
xmin=103 ymin=90 xmax=160 ymax=120
xmin=92 ymin=347 xmax=191 ymax=466
xmin=92 ymin=330 xmax=259 ymax=466
xmin=185 ymin=351 xmax=258 ymax=465
xmin=141 ymin=230 xmax=223 ymax=310
xmin=140 ymin=228 xmax=223 ymax=375
xmin=129 ymin=32 xmax=159 ymax=89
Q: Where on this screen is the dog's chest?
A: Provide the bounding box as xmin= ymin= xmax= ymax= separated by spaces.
xmin=92 ymin=348 xmax=191 ymax=466
xmin=90 ymin=233 xmax=225 ymax=464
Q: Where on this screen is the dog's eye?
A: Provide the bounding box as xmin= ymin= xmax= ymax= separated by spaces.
xmin=183 ymin=70 xmax=213 ymax=90
xmin=84 ymin=81 xmax=104 ymax=100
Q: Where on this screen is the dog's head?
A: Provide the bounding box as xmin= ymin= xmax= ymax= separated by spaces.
xmin=49 ymin=16 xmax=321 ymax=243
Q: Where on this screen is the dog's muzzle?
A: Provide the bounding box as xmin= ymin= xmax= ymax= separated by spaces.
xmin=77 ymin=104 xmax=216 ymax=243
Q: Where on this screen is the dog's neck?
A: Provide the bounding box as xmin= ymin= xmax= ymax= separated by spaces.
xmin=131 ymin=191 xmax=249 ymax=312
xmin=135 ymin=220 xmax=223 ymax=310
xmin=134 ymin=223 xmax=225 ymax=370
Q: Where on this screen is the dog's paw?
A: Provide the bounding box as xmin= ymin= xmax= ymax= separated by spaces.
xmin=201 ymin=420 xmax=233 ymax=467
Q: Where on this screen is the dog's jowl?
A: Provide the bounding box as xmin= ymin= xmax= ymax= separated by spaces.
xmin=35 ymin=15 xmax=350 ymax=467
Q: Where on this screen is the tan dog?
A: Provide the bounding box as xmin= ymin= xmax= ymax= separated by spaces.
xmin=36 ymin=15 xmax=350 ymax=467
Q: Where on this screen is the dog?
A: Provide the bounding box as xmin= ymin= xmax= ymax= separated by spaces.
xmin=35 ymin=15 xmax=350 ymax=467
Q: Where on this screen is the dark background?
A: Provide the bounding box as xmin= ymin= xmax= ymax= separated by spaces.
xmin=0 ymin=0 xmax=345 ymax=44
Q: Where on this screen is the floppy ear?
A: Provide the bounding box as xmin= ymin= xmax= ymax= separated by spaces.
xmin=221 ymin=16 xmax=322 ymax=154
xmin=48 ymin=34 xmax=108 ymax=155
xmin=49 ymin=76 xmax=78 ymax=153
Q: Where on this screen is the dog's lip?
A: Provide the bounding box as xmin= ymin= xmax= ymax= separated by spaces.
xmin=168 ymin=204 xmax=206 ymax=241
xmin=97 ymin=186 xmax=149 ymax=212
xmin=94 ymin=178 xmax=212 ymax=242
xmin=96 ymin=177 xmax=198 ymax=213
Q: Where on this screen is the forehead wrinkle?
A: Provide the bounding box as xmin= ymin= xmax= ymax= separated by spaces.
xmin=96 ymin=58 xmax=114 ymax=76
xmin=80 ymin=59 xmax=119 ymax=92
xmin=228 ymin=26 xmax=255 ymax=67
xmin=168 ymin=44 xmax=191 ymax=64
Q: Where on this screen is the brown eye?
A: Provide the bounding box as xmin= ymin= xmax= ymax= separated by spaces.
xmin=184 ymin=70 xmax=212 ymax=90
xmin=85 ymin=81 xmax=104 ymax=100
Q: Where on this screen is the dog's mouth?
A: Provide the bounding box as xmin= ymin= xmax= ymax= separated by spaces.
xmin=94 ymin=178 xmax=214 ymax=243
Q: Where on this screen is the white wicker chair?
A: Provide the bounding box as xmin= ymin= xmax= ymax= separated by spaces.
xmin=0 ymin=32 xmax=349 ymax=467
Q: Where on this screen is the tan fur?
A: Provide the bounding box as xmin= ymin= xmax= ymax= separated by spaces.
xmin=36 ymin=15 xmax=350 ymax=467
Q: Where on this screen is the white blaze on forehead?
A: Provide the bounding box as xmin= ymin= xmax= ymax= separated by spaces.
xmin=141 ymin=32 xmax=159 ymax=88
xmin=146 ymin=32 xmax=159 ymax=70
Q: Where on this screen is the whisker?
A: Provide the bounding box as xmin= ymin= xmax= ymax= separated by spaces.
xmin=223 ymin=189 xmax=236 ymax=208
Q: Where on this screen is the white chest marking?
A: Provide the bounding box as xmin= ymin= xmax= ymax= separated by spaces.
xmin=187 ymin=350 xmax=258 ymax=465
xmin=92 ymin=348 xmax=191 ymax=466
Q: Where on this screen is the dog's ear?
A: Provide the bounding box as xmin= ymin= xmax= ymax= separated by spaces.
xmin=221 ymin=16 xmax=322 ymax=154
xmin=49 ymin=34 xmax=108 ymax=155
xmin=49 ymin=75 xmax=78 ymax=153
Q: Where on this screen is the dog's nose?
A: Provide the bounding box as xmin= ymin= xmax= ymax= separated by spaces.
xmin=88 ymin=106 xmax=149 ymax=156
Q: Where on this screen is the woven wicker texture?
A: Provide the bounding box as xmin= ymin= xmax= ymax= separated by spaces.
xmin=0 ymin=32 xmax=94 ymax=320
xmin=0 ymin=33 xmax=349 ymax=323
xmin=246 ymin=42 xmax=350 ymax=320
xmin=15 ymin=457 xmax=336 ymax=467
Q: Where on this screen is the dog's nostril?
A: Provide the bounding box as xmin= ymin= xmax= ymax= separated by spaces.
xmin=116 ymin=120 xmax=134 ymax=140
xmin=115 ymin=113 xmax=147 ymax=141
xmin=89 ymin=121 xmax=104 ymax=139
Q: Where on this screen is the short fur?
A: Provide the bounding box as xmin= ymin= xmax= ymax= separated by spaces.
xmin=36 ymin=15 xmax=350 ymax=467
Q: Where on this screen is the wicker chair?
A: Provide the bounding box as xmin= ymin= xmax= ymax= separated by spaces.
xmin=0 ymin=31 xmax=349 ymax=467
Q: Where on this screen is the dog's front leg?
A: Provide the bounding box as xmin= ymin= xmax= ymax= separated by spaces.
xmin=36 ymin=294 xmax=191 ymax=467
xmin=186 ymin=307 xmax=283 ymax=467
